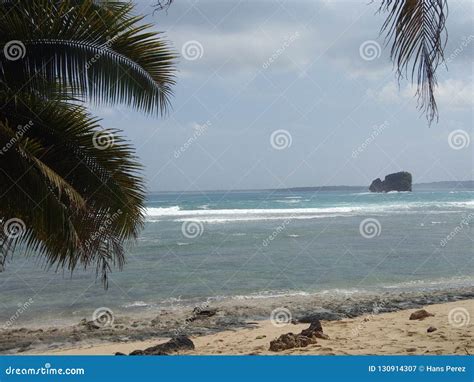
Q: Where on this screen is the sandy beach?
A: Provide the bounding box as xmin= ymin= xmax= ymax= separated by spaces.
xmin=30 ymin=299 xmax=472 ymax=356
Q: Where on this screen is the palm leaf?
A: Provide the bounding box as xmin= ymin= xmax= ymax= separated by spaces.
xmin=378 ymin=0 xmax=448 ymax=124
xmin=0 ymin=0 xmax=178 ymax=287
xmin=154 ymin=0 xmax=174 ymax=11
xmin=0 ymin=0 xmax=176 ymax=115
xmin=0 ymin=92 xmax=146 ymax=286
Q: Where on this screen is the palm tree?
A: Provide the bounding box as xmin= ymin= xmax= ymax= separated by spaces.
xmin=0 ymin=0 xmax=176 ymax=286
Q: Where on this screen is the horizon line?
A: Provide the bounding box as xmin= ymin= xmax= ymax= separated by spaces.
xmin=148 ymin=179 xmax=474 ymax=194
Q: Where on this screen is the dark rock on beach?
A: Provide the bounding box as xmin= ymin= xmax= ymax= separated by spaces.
xmin=269 ymin=333 xmax=315 ymax=352
xmin=129 ymin=336 xmax=194 ymax=355
xmin=300 ymin=320 xmax=322 ymax=335
xmin=409 ymin=309 xmax=434 ymax=320
xmin=79 ymin=319 xmax=101 ymax=331
xmin=369 ymin=171 xmax=412 ymax=193
xmin=301 ymin=320 xmax=329 ymax=340
xmin=186 ymin=307 xmax=218 ymax=322
xmin=298 ymin=308 xmax=342 ymax=323
xmin=269 ymin=320 xmax=327 ymax=352
xmin=427 ymin=326 xmax=437 ymax=333
xmin=194 ymin=307 xmax=217 ymax=317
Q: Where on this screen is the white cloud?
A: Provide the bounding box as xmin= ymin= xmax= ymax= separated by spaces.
xmin=436 ymin=79 xmax=473 ymax=109
xmin=170 ymin=24 xmax=315 ymax=77
xmin=366 ymin=82 xmax=412 ymax=103
xmin=367 ymin=79 xmax=473 ymax=110
xmin=164 ymin=1 xmax=388 ymax=80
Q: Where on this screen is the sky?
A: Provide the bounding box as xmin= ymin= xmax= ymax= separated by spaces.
xmin=93 ymin=0 xmax=473 ymax=192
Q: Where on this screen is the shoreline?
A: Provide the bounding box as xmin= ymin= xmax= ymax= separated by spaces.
xmin=1 ymin=287 xmax=473 ymax=355
xmin=33 ymin=299 xmax=474 ymax=355
xmin=5 ymin=279 xmax=474 ymax=328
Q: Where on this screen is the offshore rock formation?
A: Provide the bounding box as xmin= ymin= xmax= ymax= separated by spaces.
xmin=369 ymin=171 xmax=412 ymax=193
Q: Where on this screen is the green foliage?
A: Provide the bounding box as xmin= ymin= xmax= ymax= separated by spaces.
xmin=0 ymin=0 xmax=176 ymax=286
xmin=0 ymin=0 xmax=176 ymax=115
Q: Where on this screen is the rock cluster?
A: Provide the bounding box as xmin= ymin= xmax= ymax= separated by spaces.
xmin=128 ymin=336 xmax=195 ymax=355
xmin=269 ymin=320 xmax=328 ymax=352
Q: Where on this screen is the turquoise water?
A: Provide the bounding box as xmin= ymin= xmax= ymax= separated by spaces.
xmin=1 ymin=189 xmax=473 ymax=326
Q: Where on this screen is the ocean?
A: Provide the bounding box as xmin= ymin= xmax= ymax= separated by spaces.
xmin=1 ymin=188 xmax=473 ymax=327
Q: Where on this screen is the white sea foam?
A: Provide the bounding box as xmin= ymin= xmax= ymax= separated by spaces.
xmin=276 ymin=199 xmax=301 ymax=204
xmin=122 ymin=301 xmax=149 ymax=308
xmin=145 ymin=200 xmax=473 ymax=223
xmin=230 ymin=290 xmax=311 ymax=300
xmin=224 ymin=276 xmax=474 ymax=302
xmin=446 ymin=200 xmax=474 ymax=207
xmin=382 ymin=275 xmax=474 ymax=290
xmin=146 ymin=206 xmax=181 ymax=216
xmin=145 ymin=206 xmax=363 ymax=223
xmin=147 ymin=206 xmax=360 ymax=217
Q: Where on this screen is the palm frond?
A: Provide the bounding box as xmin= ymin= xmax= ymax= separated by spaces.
xmin=378 ymin=0 xmax=448 ymax=124
xmin=0 ymin=92 xmax=146 ymax=286
xmin=154 ymin=0 xmax=174 ymax=12
xmin=0 ymin=0 xmax=177 ymax=115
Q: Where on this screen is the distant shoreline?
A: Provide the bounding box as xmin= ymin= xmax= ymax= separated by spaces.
xmin=149 ymin=180 xmax=474 ymax=194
